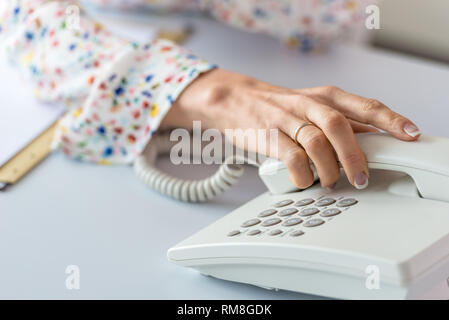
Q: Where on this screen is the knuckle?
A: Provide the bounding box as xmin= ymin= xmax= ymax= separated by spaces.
xmin=267 ymin=108 xmax=289 ymax=129
xmin=361 ymin=98 xmax=384 ymax=113
xmin=242 ymin=76 xmax=258 ymax=88
xmin=301 ymin=131 xmax=327 ymax=151
xmin=322 ymin=85 xmax=341 ymax=96
xmin=293 ymin=93 xmax=311 ymax=105
xmin=206 ymin=84 xmax=232 ymax=105
xmin=323 ymin=112 xmax=346 ymax=130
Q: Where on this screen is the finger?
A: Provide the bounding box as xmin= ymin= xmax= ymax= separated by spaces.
xmin=276 ymin=131 xmax=315 ymax=189
xmin=264 ymin=93 xmax=369 ymax=189
xmin=302 ymin=100 xmax=369 ymax=189
xmin=290 ymin=91 xmax=379 ymax=135
xmin=295 ymin=125 xmax=340 ymax=188
xmin=292 ymin=90 xmax=380 ymax=134
xmin=269 ymin=108 xmax=339 ymax=188
xmin=348 ymin=119 xmax=380 ymax=133
xmin=320 ymin=86 xmax=421 ymax=140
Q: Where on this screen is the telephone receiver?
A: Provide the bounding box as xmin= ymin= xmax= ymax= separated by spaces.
xmin=135 ymin=132 xmax=449 ymax=203
xmin=260 ymin=133 xmax=449 ymax=202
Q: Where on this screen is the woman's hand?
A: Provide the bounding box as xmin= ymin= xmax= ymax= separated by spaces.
xmin=163 ymin=68 xmax=421 ymax=189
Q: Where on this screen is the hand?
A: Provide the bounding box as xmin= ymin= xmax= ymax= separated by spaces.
xmin=163 ymin=69 xmax=421 ymax=189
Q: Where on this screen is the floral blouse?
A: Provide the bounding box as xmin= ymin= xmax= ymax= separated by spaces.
xmin=0 ymin=0 xmax=371 ymax=164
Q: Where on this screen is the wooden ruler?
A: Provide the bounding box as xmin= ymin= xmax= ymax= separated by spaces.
xmin=0 ymin=121 xmax=58 ymax=188
xmin=157 ymin=27 xmax=192 ymax=44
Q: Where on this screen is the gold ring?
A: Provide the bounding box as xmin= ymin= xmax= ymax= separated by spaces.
xmin=293 ymin=123 xmax=314 ymax=146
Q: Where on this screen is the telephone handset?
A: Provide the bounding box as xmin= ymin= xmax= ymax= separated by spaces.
xmin=259 ymin=133 xmax=449 ymax=202
xmin=163 ymin=133 xmax=449 ymax=299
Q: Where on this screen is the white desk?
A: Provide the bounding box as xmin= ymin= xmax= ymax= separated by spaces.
xmin=1 ymin=14 xmax=448 ymax=299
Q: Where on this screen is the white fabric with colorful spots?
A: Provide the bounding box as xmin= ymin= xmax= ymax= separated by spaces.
xmin=0 ymin=0 xmax=372 ymax=164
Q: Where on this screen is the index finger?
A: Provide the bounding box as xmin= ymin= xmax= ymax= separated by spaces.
xmin=322 ymin=86 xmax=421 ymax=141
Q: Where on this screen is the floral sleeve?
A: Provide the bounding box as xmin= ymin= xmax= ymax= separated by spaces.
xmin=0 ymin=0 xmax=215 ymax=164
xmin=205 ymin=0 xmax=375 ymax=52
xmin=84 ymin=0 xmax=374 ymax=52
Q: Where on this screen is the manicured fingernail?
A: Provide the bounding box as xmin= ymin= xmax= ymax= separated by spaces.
xmin=326 ymin=182 xmax=337 ymax=191
xmin=403 ymin=123 xmax=421 ymax=137
xmin=354 ymin=172 xmax=368 ymax=190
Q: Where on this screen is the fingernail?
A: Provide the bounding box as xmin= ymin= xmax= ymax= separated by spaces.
xmin=403 ymin=123 xmax=421 ymax=137
xmin=326 ymin=182 xmax=337 ymax=191
xmin=354 ymin=172 xmax=368 ymax=190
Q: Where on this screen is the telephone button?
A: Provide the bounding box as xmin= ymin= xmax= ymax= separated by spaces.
xmin=248 ymin=229 xmax=261 ymax=236
xmin=299 ymin=208 xmax=320 ymax=217
xmin=241 ymin=218 xmax=261 ymax=228
xmin=269 ymin=229 xmax=283 ymax=236
xmin=336 ymin=198 xmax=358 ymax=207
xmin=273 ymin=200 xmax=294 ymax=208
xmin=320 ymin=208 xmax=341 ymax=217
xmin=290 ymin=230 xmax=305 ymax=237
xmin=282 ymin=218 xmax=303 ymax=227
xmin=315 ymin=198 xmax=336 ymax=207
xmin=258 ymin=209 xmax=277 ymax=217
xmin=227 ymin=230 xmax=241 ymax=237
xmin=262 ymin=218 xmax=282 ymax=227
xmin=304 ymin=219 xmax=325 ymax=228
xmin=295 ymin=198 xmax=315 ymax=207
xmin=278 ymin=208 xmax=298 ymax=217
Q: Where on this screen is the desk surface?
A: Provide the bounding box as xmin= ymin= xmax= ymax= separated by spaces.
xmin=1 ymin=14 xmax=448 ymax=299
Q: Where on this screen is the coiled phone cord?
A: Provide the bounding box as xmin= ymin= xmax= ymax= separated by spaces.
xmin=134 ymin=133 xmax=259 ymax=202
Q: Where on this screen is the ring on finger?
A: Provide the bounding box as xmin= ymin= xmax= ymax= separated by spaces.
xmin=293 ymin=123 xmax=314 ymax=146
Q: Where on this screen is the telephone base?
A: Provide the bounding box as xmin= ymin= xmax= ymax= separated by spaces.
xmin=190 ymin=260 xmax=449 ymax=300
xmin=168 ymin=169 xmax=449 ymax=300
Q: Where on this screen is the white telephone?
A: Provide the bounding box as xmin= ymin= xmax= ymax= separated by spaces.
xmin=142 ymin=132 xmax=449 ymax=299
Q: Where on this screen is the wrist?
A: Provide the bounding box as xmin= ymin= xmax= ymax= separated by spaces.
xmin=162 ymin=68 xmax=240 ymax=129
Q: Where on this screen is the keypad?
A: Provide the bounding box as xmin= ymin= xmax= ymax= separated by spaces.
xmin=278 ymin=208 xmax=298 ymax=217
xmin=336 ymin=198 xmax=358 ymax=207
xmin=282 ymin=217 xmax=303 ymax=227
xmin=262 ymin=217 xmax=282 ymax=227
xmin=258 ymin=209 xmax=277 ymax=218
xmin=315 ymin=198 xmax=336 ymax=207
xmin=269 ymin=229 xmax=283 ymax=236
xmin=290 ymin=230 xmax=305 ymax=237
xmin=304 ymin=219 xmax=325 ymax=227
xmin=227 ymin=196 xmax=359 ymax=237
xmin=295 ymin=198 xmax=314 ymax=207
xmin=248 ymin=229 xmax=261 ymax=236
xmin=273 ymin=200 xmax=294 ymax=208
xmin=241 ymin=218 xmax=261 ymax=228
xmin=299 ymin=207 xmax=319 ymax=217
xmin=320 ymin=208 xmax=341 ymax=217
